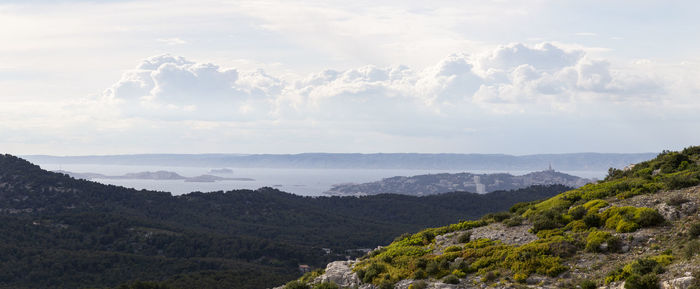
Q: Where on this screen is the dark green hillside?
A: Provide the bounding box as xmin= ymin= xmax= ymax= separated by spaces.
xmin=0 ymin=154 xmax=568 ymax=288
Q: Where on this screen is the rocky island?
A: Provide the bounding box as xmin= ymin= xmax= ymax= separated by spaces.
xmin=54 ymin=170 xmax=254 ymax=182
xmin=324 ymin=169 xmax=593 ymax=196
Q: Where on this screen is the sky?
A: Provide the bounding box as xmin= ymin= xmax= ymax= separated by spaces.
xmin=1 ymin=0 xmax=699 ymax=155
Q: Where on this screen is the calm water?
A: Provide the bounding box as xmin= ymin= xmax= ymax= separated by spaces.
xmin=36 ymin=163 xmax=605 ymax=196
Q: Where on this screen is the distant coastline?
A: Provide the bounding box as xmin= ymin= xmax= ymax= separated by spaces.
xmin=54 ymin=170 xmax=254 ymax=183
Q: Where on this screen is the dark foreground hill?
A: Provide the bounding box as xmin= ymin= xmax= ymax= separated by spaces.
xmin=0 ymin=154 xmax=568 ymax=289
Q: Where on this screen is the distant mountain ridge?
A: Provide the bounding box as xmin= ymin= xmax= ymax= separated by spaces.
xmin=23 ymin=152 xmax=656 ymax=170
xmin=325 ymin=169 xmax=592 ymax=196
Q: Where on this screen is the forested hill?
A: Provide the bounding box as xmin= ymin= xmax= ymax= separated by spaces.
xmin=0 ymin=154 xmax=569 ymax=289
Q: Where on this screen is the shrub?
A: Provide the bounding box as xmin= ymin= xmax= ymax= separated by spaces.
xmin=649 ymin=254 xmax=673 ymax=266
xmin=624 ymin=273 xmax=659 ymax=289
xmin=378 ymin=280 xmax=394 ymax=289
xmin=381 ymin=255 xmax=393 ymax=264
xmin=299 ymin=269 xmax=325 ymax=283
xmin=583 ymin=199 xmax=609 ymax=214
xmin=394 ymin=232 xmax=412 ymax=242
xmin=531 ymin=209 xmax=565 ymax=232
xmin=606 ymin=257 xmax=664 ymax=285
xmin=683 ymin=240 xmax=700 ymax=259
xmin=412 ymin=269 xmax=427 ymax=279
xmin=483 ymin=271 xmax=499 ymax=282
xmin=312 ymin=282 xmax=339 ymax=289
xmin=444 ymin=245 xmax=461 ymax=253
xmin=510 ymin=201 xmax=539 ymax=215
xmin=549 ymin=241 xmax=578 ymax=258
xmin=457 ymin=232 xmax=471 ymax=243
xmin=284 ymin=281 xmax=310 ymax=289
xmin=503 ymin=216 xmax=524 ymax=227
xmin=361 ymin=263 xmax=386 ymax=283
xmin=565 ymin=220 xmax=588 ymax=232
xmin=580 ymin=280 xmax=597 ymax=289
xmin=420 ymin=231 xmax=435 ymax=244
xmin=665 ymin=172 xmax=700 ymax=190
xmin=569 ymin=206 xmax=587 ymax=220
xmin=484 ymin=212 xmax=513 ymax=222
xmin=616 ymin=219 xmax=640 ymax=233
xmin=582 ymin=213 xmax=601 ymax=228
xmin=689 ymin=222 xmax=700 ymax=238
xmin=442 ymin=274 xmax=460 ymax=284
xmin=634 ymin=208 xmax=664 ymax=227
xmin=514 ymin=272 xmax=528 ymax=283
xmin=601 ymin=207 xmax=663 ymax=233
xmin=425 ymin=260 xmax=440 ymax=275
xmin=586 ymin=231 xmax=613 ymax=252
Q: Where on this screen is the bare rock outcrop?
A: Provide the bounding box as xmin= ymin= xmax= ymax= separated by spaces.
xmin=661 ymin=276 xmax=696 ymax=289
xmin=314 ymin=261 xmax=368 ymax=288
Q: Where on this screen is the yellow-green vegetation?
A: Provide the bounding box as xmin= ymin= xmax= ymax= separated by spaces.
xmin=346 ymin=147 xmax=700 ymax=287
xmin=585 ymin=230 xmax=620 ymax=252
xmin=604 ymin=254 xmax=672 ymax=287
xmin=354 ymin=222 xmax=572 ymax=285
xmin=298 ymin=269 xmax=325 ymax=283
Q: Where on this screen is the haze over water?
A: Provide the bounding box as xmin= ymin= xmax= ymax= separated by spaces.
xmin=36 ymin=163 xmax=605 ymax=196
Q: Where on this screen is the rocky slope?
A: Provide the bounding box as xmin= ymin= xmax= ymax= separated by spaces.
xmin=324 ymin=170 xmax=592 ymax=196
xmin=279 ymin=147 xmax=700 ymax=289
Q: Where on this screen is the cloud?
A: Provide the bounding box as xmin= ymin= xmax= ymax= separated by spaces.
xmin=99 ymin=42 xmax=670 ymax=139
xmin=104 ymin=54 xmax=282 ymax=120
xmin=156 ymin=38 xmax=187 ymax=45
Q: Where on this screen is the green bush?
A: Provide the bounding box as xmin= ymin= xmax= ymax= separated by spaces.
xmin=378 ymin=280 xmax=394 ymax=289
xmin=624 ymin=273 xmax=659 ymax=289
xmin=312 ymin=282 xmax=339 ymax=289
xmin=689 ymin=222 xmax=700 ymax=238
xmin=580 ymin=280 xmax=597 ymax=289
xmin=569 ymin=206 xmax=587 ymax=220
xmin=683 ymin=240 xmax=700 ymax=259
xmin=531 ymin=209 xmax=566 ymax=232
xmin=444 ymin=245 xmax=461 ymax=253
xmin=634 ymin=208 xmax=664 ymax=227
xmin=420 ymin=231 xmax=435 ymax=244
xmin=616 ymin=219 xmax=640 ymax=233
xmin=583 ymin=214 xmax=602 ymax=228
xmin=483 ymin=212 xmax=513 ymax=222
xmin=412 ymin=269 xmax=427 ymax=279
xmin=457 ymin=232 xmax=471 ymax=243
xmin=483 ymin=271 xmax=498 ymax=282
xmin=361 ymin=263 xmax=386 ymax=283
xmin=284 ymin=281 xmax=310 ymax=289
xmin=503 ymin=216 xmax=524 ymax=227
xmin=586 ymin=231 xmax=614 ymax=252
xmin=607 ymin=257 xmax=664 ymax=284
xmin=442 ymin=274 xmax=460 ymax=284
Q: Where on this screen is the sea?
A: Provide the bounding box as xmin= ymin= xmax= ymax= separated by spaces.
xmin=35 ymin=163 xmax=606 ymax=197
